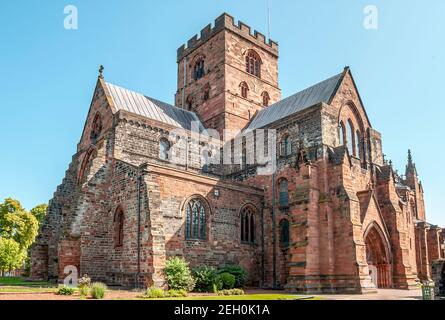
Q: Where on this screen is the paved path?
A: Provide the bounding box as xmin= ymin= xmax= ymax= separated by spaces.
xmin=315 ymin=289 xmax=422 ymax=300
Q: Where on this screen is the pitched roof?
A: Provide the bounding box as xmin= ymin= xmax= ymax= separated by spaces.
xmin=247 ymin=71 xmax=344 ymax=130
xmin=104 ymin=81 xmax=206 ymax=132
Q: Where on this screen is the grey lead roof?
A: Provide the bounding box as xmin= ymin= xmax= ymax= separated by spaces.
xmin=104 ymin=81 xmax=206 ymax=133
xmin=247 ymin=72 xmax=344 ymax=130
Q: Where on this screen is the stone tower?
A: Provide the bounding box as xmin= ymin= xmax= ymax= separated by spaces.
xmin=175 ymin=13 xmax=281 ymax=137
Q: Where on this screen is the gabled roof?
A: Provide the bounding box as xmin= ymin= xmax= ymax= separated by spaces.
xmin=247 ymin=70 xmax=345 ymax=130
xmin=104 ymin=81 xmax=206 ymax=133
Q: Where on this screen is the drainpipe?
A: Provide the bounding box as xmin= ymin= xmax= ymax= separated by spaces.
xmin=136 ymin=162 xmax=148 ymax=288
xmin=271 ymin=172 xmax=277 ymax=289
xmin=261 ymin=199 xmax=265 ymax=287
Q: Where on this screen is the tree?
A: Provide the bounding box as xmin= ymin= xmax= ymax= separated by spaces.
xmin=0 ymin=237 xmax=26 ymax=275
xmin=0 ymin=198 xmax=39 ymax=249
xmin=30 ymin=204 xmax=48 ymax=224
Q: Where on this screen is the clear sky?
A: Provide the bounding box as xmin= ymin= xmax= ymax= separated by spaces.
xmin=0 ymin=0 xmax=444 ymax=226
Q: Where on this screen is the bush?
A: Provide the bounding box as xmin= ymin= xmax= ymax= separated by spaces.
xmin=146 ymin=287 xmax=165 ymax=299
xmin=90 ymin=282 xmax=107 ymax=299
xmin=217 ymin=289 xmax=245 ymax=296
xmin=57 ymin=286 xmax=75 ymax=295
xmin=217 ymin=272 xmax=236 ymax=290
xmin=217 ymin=265 xmax=247 ymax=288
xmin=164 ymin=257 xmax=195 ymax=292
xmin=79 ymin=286 xmax=89 ymax=297
xmin=192 ymin=266 xmax=218 ymax=292
xmin=167 ymin=289 xmax=188 ymax=297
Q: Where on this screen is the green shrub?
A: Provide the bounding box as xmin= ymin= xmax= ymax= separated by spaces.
xmin=146 ymin=287 xmax=165 ymax=299
xmin=57 ymin=286 xmax=75 ymax=295
xmin=79 ymin=285 xmax=89 ymax=297
xmin=164 ymin=257 xmax=195 ymax=292
xmin=167 ymin=289 xmax=188 ymax=297
xmin=217 ymin=265 xmax=247 ymax=288
xmin=90 ymin=282 xmax=107 ymax=299
xmin=192 ymin=266 xmax=218 ymax=292
xmin=217 ymin=288 xmax=245 ymax=296
xmin=217 ymin=272 xmax=236 ymax=290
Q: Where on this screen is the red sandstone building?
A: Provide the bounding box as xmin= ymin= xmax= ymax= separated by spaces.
xmin=31 ymin=13 xmax=444 ymax=293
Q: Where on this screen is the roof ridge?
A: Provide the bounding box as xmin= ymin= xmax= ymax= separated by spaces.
xmin=247 ymin=70 xmax=344 ymax=130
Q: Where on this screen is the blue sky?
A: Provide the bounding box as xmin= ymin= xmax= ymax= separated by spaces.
xmin=0 ymin=0 xmax=444 ymax=226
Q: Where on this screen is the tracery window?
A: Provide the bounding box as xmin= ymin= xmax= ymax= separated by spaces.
xmin=241 ymin=206 xmax=256 ymax=243
xmin=185 ymin=198 xmax=207 ymax=240
xmin=240 ymin=82 xmax=249 ymax=99
xmin=193 ymin=58 xmax=205 ymax=81
xmin=245 ymin=50 xmax=261 ymax=78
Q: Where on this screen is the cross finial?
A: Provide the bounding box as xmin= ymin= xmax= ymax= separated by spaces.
xmin=98 ymin=65 xmax=104 ymax=79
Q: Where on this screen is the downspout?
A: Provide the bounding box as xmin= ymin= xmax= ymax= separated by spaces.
xmin=261 ymin=199 xmax=265 ymax=287
xmin=271 ymin=172 xmax=277 ymax=289
xmin=136 ymin=162 xmax=148 ymax=288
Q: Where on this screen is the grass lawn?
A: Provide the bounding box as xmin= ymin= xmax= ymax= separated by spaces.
xmin=138 ymin=294 xmax=316 ymax=301
xmin=0 ymin=277 xmax=57 ymax=293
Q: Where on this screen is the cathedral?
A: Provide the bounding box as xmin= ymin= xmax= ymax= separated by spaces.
xmin=30 ymin=13 xmax=444 ymax=293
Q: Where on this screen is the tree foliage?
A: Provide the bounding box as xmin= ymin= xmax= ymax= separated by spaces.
xmin=0 ymin=198 xmax=44 ymax=273
xmin=0 ymin=237 xmax=26 ymax=273
xmin=30 ymin=204 xmax=48 ymax=224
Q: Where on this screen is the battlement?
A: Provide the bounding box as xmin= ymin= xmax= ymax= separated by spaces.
xmin=177 ymin=13 xmax=279 ymax=61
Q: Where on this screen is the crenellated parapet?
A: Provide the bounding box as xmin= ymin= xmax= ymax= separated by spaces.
xmin=177 ymin=12 xmax=278 ymax=61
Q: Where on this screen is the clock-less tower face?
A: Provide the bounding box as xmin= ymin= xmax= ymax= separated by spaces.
xmin=175 ymin=13 xmax=281 ymax=138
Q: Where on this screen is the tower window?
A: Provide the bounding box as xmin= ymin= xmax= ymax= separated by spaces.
xmin=193 ymin=58 xmax=205 ymax=81
xmin=262 ymin=92 xmax=270 ymax=107
xmin=245 ymin=50 xmax=261 ymax=78
xmin=240 ymin=82 xmax=249 ymax=99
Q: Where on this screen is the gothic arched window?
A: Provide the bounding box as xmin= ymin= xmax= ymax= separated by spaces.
xmin=90 ymin=113 xmax=103 ymax=142
xmin=185 ymin=198 xmax=207 ymax=240
xmin=356 ymin=130 xmax=362 ymax=159
xmin=240 ymin=82 xmax=249 ymax=99
xmin=339 ymin=121 xmax=346 ymax=147
xmin=245 ymin=50 xmax=261 ymax=78
xmin=279 ymin=219 xmax=290 ymax=248
xmin=114 ymin=207 xmax=124 ymax=248
xmin=241 ymin=205 xmax=256 ymax=243
xmin=280 ymin=136 xmax=292 ymax=157
xmin=347 ymin=120 xmax=355 ymax=156
xmin=193 ymin=58 xmax=205 ymax=81
xmin=279 ymin=179 xmax=289 ymax=208
xmin=262 ymin=91 xmax=270 ymax=107
xmin=159 ymin=138 xmax=171 ymax=161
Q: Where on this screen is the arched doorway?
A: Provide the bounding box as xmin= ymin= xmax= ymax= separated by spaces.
xmin=364 ymin=224 xmax=392 ymax=288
